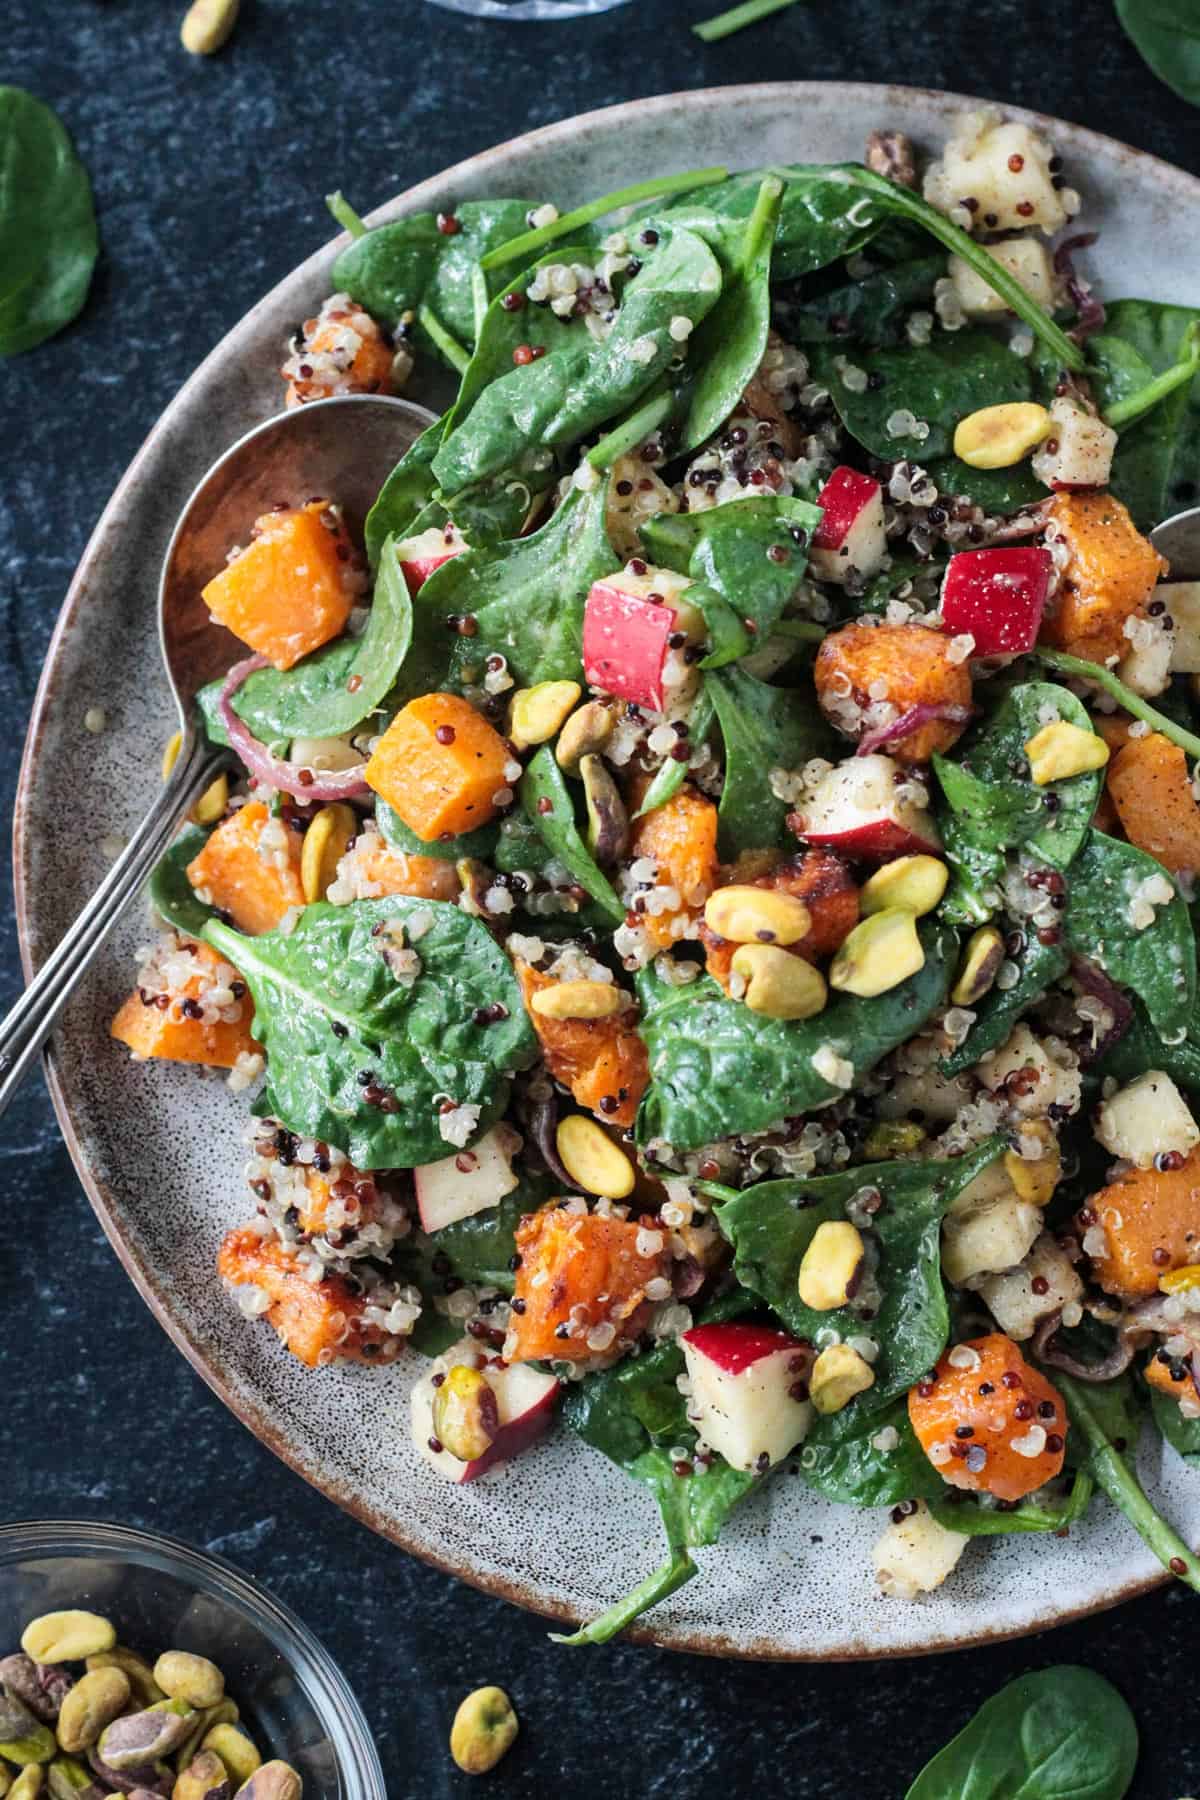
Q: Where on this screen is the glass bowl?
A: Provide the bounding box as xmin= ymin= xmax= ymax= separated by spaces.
xmin=0 ymin=1520 xmax=385 ymax=1798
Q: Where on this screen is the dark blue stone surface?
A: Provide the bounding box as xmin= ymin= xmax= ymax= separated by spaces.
xmin=3 ymin=4 xmax=1199 ymax=1793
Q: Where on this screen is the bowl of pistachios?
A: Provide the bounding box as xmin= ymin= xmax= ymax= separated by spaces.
xmin=0 ymin=1522 xmax=384 ymax=1800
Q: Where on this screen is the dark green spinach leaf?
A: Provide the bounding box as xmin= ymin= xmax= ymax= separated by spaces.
xmin=801 ymin=1396 xmax=945 ymax=1507
xmin=149 ymin=825 xmax=220 ymax=939
xmin=928 ymin=1469 xmax=1095 ymax=1537
xmin=717 ymin=1139 xmax=1003 ymax=1414
xmin=782 ymin=254 xmax=943 ymax=348
xmin=1096 ymin=999 xmax=1200 ymax=1094
xmin=811 ymin=329 xmax=1033 ymax=463
xmin=376 ymin=801 xmax=499 ymax=864
xmin=904 ymin=1665 xmax=1138 ymax=1800
xmin=1115 ymin=0 xmax=1200 ymax=108
xmin=1063 ymin=830 xmax=1196 ymax=1040
xmin=940 ymin=930 xmax=1070 ymax=1078
xmin=640 ymin=494 xmax=821 ymax=654
xmin=1149 ymin=1385 xmax=1200 ymax=1466
xmin=0 ymin=87 xmax=98 ymax=357
xmin=1090 ymin=298 xmax=1200 ymax=530
xmin=706 ymin=666 xmax=831 ymax=858
xmin=635 ymin=920 xmax=958 ymax=1150
xmin=205 ymin=898 xmax=536 ymax=1169
xmin=520 ymin=746 xmax=624 ymax=924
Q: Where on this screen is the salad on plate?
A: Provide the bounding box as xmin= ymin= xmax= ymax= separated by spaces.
xmin=110 ymin=106 xmax=1200 ymax=1641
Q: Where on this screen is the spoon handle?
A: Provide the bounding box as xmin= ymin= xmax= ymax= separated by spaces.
xmin=0 ymin=728 xmax=228 ymax=1119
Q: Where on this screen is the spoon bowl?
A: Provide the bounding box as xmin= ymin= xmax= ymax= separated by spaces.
xmin=1151 ymin=503 xmax=1200 ymax=579
xmin=0 ymin=391 xmax=436 ymax=1117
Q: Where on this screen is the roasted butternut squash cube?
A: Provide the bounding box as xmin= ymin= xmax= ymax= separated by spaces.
xmin=908 ymin=1333 xmax=1067 ymax=1502
xmin=505 ymin=1207 xmax=670 ymax=1363
xmin=1087 ymin=1148 xmax=1200 ymax=1298
xmin=218 ymin=1226 xmax=399 ymax=1368
xmin=203 ymin=501 xmax=362 ymax=671
xmin=365 ymin=693 xmax=512 ymax=842
xmin=111 ymin=939 xmax=259 ymax=1069
xmin=814 ymin=622 xmax=972 ymax=765
xmin=1041 ymin=492 xmax=1167 ymax=665
xmin=1107 ymin=732 xmax=1200 ymax=874
xmin=515 ymin=960 xmax=648 ymax=1128
xmin=186 ymin=801 xmax=305 ymax=935
xmin=625 ymin=782 xmax=720 ymax=952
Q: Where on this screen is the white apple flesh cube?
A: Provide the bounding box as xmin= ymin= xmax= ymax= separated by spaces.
xmin=395 ymin=523 xmax=466 ymax=594
xmin=1031 ymin=397 xmax=1117 ymax=491
xmin=415 ymin=1124 xmax=521 ymax=1233
xmin=872 ymin=1501 xmax=969 ymax=1599
xmin=1094 ymin=1070 xmax=1200 ymax=1170
xmin=798 ymin=754 xmax=943 ymax=862
xmin=582 ymin=565 xmax=700 ymax=711
xmin=971 ymin=1231 xmax=1084 ymax=1340
xmin=924 ymin=115 xmax=1071 ymax=235
xmin=942 ymin=1188 xmax=1041 ymax=1285
xmin=681 ymin=1321 xmax=813 ymax=1472
xmin=1164 ymin=584 xmax=1200 ymax=673
xmin=947 ymin=237 xmax=1055 ymax=318
xmin=411 ymin=1338 xmax=559 ymax=1483
xmin=809 ymin=467 xmax=887 ymax=585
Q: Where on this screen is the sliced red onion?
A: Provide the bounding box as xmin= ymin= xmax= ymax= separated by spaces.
xmin=1054 ymin=233 xmax=1106 ymax=342
xmin=1070 ymin=954 xmax=1133 ymax=1066
xmin=219 ymin=654 xmax=371 ymax=801
xmin=983 ymin=499 xmax=1054 ymax=542
xmin=1033 ymin=1294 xmax=1168 ymax=1382
xmin=856 ymin=702 xmax=971 ymax=758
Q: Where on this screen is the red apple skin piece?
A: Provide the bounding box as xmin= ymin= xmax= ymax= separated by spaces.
xmin=809 ymin=466 xmax=887 ymax=583
xmin=940 ymin=546 xmax=1054 ymax=656
xmin=683 ymin=1322 xmax=806 ymax=1372
xmin=412 ymin=1353 xmax=559 ymax=1483
xmin=801 ymin=816 xmax=941 ymax=860
xmin=583 ymin=581 xmax=677 ymax=710
xmin=794 ymin=755 xmax=943 ymax=864
xmin=395 ymin=525 xmax=465 ymax=594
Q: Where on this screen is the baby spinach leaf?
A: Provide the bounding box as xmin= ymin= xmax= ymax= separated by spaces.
xmin=640 ymin=494 xmax=821 ymax=652
xmin=706 ymin=666 xmax=832 ymax=858
xmin=801 ymin=1397 xmax=945 ymax=1507
xmin=0 ymin=87 xmax=98 ymax=357
xmin=717 ymin=1138 xmax=1004 ymax=1415
xmin=904 ymin=1665 xmax=1138 ymax=1800
xmin=363 ymin=421 xmax=445 ymax=565
xmin=935 ymin=683 xmax=1103 ymax=873
xmin=1115 ymin=0 xmax=1200 ymax=108
xmin=376 ymin=801 xmax=499 ymax=864
xmin=1149 ymin=1386 xmax=1200 ymax=1465
xmin=149 ymin=825 xmax=220 ymax=939
xmin=520 ymin=746 xmax=624 ymax=924
xmin=205 ymin=898 xmax=537 ymax=1169
xmin=665 ymin=177 xmax=783 ymax=452
xmin=1063 ymin=830 xmax=1196 ymax=1040
xmin=557 ymin=1292 xmax=758 ymax=1644
xmin=925 ymin=452 xmax=1046 ymax=515
xmin=405 ymin=480 xmax=615 ymax=696
xmin=199 ymin=539 xmax=412 ymax=747
xmin=928 ymin=1469 xmax=1095 ymax=1537
xmin=937 ymin=816 xmax=1006 ymax=927
xmin=1095 ymin=999 xmax=1200 ymax=1094
xmin=402 ymin=1168 xmax=556 ymax=1298
xmin=432 ymin=221 xmax=722 ymax=495
xmin=783 ymin=255 xmax=943 ymax=348
xmin=663 ymin=167 xmax=889 ymax=281
xmin=635 ymin=920 xmax=958 ymax=1151
xmin=1090 ymin=298 xmax=1200 ymax=530
xmin=940 ymin=931 xmax=1070 ymax=1078
xmin=332 ymin=198 xmax=540 ymax=358
xmin=810 ymin=330 xmax=1033 ymax=463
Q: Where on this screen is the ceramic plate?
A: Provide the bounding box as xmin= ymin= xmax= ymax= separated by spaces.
xmin=16 ymin=83 xmax=1200 ymax=1658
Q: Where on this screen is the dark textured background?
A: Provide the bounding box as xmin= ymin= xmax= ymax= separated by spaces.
xmin=3 ymin=3 xmax=1199 ymax=1794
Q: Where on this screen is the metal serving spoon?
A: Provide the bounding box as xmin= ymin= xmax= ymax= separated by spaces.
xmin=1151 ymin=504 xmax=1200 ymax=576
xmin=0 ymin=392 xmax=436 ymax=1118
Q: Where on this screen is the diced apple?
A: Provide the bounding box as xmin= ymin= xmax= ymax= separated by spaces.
xmin=415 ymin=1124 xmax=522 ymax=1233
xmin=971 ymin=1232 xmax=1084 ymax=1340
xmin=681 ymin=1321 xmax=813 ymax=1472
xmin=411 ymin=1338 xmax=559 ymax=1483
xmin=395 ymin=523 xmax=466 ymax=593
xmin=1118 ymin=615 xmax=1175 ymax=697
xmin=582 ymin=565 xmax=699 ymax=710
xmin=940 ymin=546 xmax=1053 ymax=656
xmin=1165 ymin=583 xmax=1200 ymax=674
xmin=977 ymin=1023 xmax=1082 ymax=1119
xmin=923 ymin=114 xmax=1071 ymax=236
xmin=809 ymin=467 xmax=887 ymax=585
xmin=872 ymin=1501 xmax=969 ymax=1599
xmin=947 ymin=237 xmax=1055 ymax=318
xmin=942 ymin=1188 xmax=1041 ymax=1284
xmin=797 ymin=755 xmax=943 ymax=862
xmin=1095 ymin=1070 xmax=1200 ymax=1170
xmin=1031 ymin=398 xmax=1116 ymax=491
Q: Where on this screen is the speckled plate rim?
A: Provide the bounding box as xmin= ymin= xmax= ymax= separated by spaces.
xmin=14 ymin=81 xmax=1200 ymax=1660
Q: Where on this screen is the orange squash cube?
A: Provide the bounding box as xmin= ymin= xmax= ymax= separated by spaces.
xmin=625 ymin=782 xmax=721 ymax=952
xmin=186 ymin=801 xmax=305 ymax=935
xmin=1088 ymin=1149 xmax=1200 ymax=1298
xmin=1041 ymin=492 xmax=1167 ymax=664
xmin=908 ymin=1333 xmax=1067 ymax=1502
xmin=814 ymin=621 xmax=972 ymax=764
xmin=1107 ymin=732 xmax=1200 ymax=874
xmin=111 ymin=940 xmax=259 ymax=1069
xmin=365 ymin=693 xmax=512 ymax=842
xmin=349 ymin=833 xmax=461 ymax=901
xmin=514 ymin=960 xmax=649 ymax=1128
xmin=203 ymin=500 xmax=362 ymax=671
xmin=505 ymin=1207 xmax=670 ymax=1364
xmin=217 ymin=1227 xmax=397 ymax=1368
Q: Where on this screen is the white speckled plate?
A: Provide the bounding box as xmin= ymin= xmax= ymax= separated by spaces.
xmin=16 ymin=84 xmax=1200 ymax=1658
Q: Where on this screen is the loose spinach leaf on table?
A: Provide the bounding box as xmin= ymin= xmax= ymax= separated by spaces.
xmin=810 ymin=329 xmax=1033 ymax=463
xmin=1149 ymin=1385 xmax=1200 ymax=1465
xmin=781 ymin=254 xmax=944 ymax=349
xmin=149 ymin=824 xmax=220 ymax=939
xmin=801 ymin=1396 xmax=945 ymax=1507
xmin=1114 ymin=0 xmax=1200 ymax=109
xmin=1063 ymin=830 xmax=1195 ymax=1041
xmin=205 ymin=898 xmax=537 ymax=1169
xmin=404 ymin=479 xmax=615 ymax=696
xmin=639 ymin=494 xmax=822 ymax=656
xmin=432 ymin=221 xmax=722 ymax=495
xmin=558 ymin=1291 xmax=758 ymax=1645
xmin=1090 ymin=298 xmax=1200 ymax=530
xmin=0 ymin=87 xmax=98 ymax=357
xmin=199 ymin=537 xmax=412 ymax=747
xmin=904 ymin=1665 xmax=1138 ymax=1800
xmin=376 ymin=800 xmax=500 ymax=864
xmin=520 ymin=746 xmax=624 ymax=924
xmin=635 ymin=920 xmax=958 ymax=1151
xmin=716 ymin=1139 xmax=1004 ymax=1415
xmin=332 ymin=198 xmax=540 ymax=359
xmin=705 ymin=666 xmax=832 ymax=858
xmin=940 ymin=929 xmax=1070 ymax=1078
